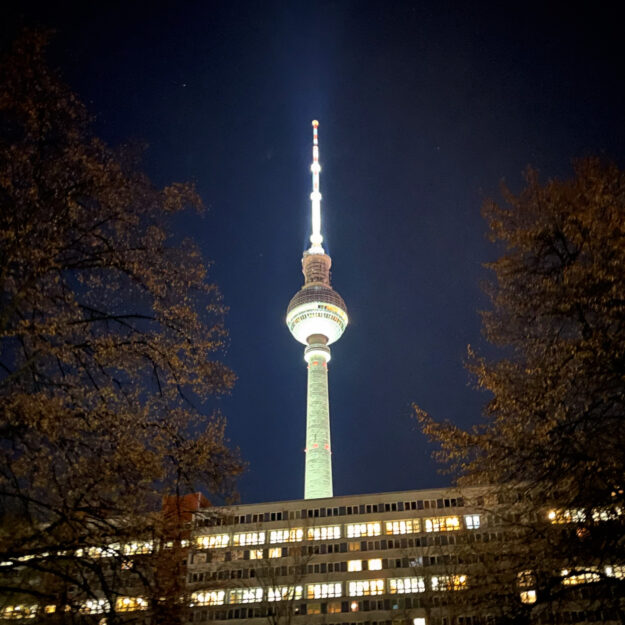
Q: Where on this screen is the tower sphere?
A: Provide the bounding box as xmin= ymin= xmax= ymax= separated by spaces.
xmin=286 ymin=284 xmax=348 ymax=346
xmin=287 ymin=251 xmax=348 ymax=346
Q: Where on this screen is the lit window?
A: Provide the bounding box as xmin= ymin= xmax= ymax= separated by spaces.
xmin=196 ymin=534 xmax=230 ymax=549
xmin=561 ymin=568 xmax=600 ymax=585
xmin=328 ymin=601 xmax=342 ymax=614
xmin=307 ymin=525 xmax=341 ymax=541
xmin=249 ymin=549 xmax=263 ymax=560
xmin=413 ymin=619 xmax=427 ymax=625
xmin=348 ymin=560 xmax=362 ymax=572
xmin=385 ymin=519 xmax=420 ymax=535
xmin=606 ymin=565 xmax=625 ymax=579
xmin=233 ymin=531 xmax=265 ymax=546
xmin=2 ymin=605 xmax=39 ymax=619
xmin=431 ymin=575 xmax=467 ymax=591
xmin=592 ymin=507 xmax=621 ymax=522
xmin=269 ymin=528 xmax=304 ymax=544
xmin=190 ymin=591 xmax=225 ymax=607
xmin=122 ymin=541 xmax=154 ymax=555
xmin=307 ymin=582 xmax=342 ymax=599
xmin=520 ymin=590 xmax=536 ymax=604
xmin=348 ymin=542 xmax=361 ymax=551
xmin=424 ymin=516 xmax=460 ymax=533
xmin=268 ymin=547 xmax=282 ymax=558
xmin=80 ymin=599 xmax=110 ymax=614
xmin=389 ymin=577 xmax=425 ymax=594
xmin=346 ymin=522 xmax=381 ymax=538
xmin=348 ymin=579 xmax=385 ymax=596
xmin=267 ymin=586 xmax=303 ymax=602
xmin=548 ymin=509 xmax=586 ymax=523
xmin=229 ymin=588 xmax=263 ymax=604
xmin=464 ymin=514 xmax=480 ymax=530
xmin=368 ymin=558 xmax=383 ymax=571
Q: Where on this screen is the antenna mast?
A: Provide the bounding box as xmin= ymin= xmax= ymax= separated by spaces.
xmin=309 ymin=120 xmax=324 ymax=254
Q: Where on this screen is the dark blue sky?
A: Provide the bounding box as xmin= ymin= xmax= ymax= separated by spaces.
xmin=5 ymin=1 xmax=625 ymax=503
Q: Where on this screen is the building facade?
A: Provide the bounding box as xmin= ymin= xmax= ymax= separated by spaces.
xmin=187 ymin=487 xmax=483 ymax=625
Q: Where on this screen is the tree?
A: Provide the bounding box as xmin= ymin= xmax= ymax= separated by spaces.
xmin=417 ymin=158 xmax=625 ymax=623
xmin=0 ymin=31 xmax=243 ymax=623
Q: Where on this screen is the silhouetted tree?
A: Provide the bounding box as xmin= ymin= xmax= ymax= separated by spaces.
xmin=0 ymin=31 xmax=243 ymax=623
xmin=418 ymin=159 xmax=625 ymax=623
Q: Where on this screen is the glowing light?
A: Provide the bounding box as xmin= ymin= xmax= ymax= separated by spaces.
xmin=309 ymin=120 xmax=324 ymax=253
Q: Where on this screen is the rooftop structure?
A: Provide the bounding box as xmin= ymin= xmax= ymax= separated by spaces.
xmin=286 ymin=121 xmax=348 ymax=500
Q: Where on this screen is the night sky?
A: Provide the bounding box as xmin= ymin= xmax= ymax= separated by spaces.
xmin=4 ymin=1 xmax=625 ymax=504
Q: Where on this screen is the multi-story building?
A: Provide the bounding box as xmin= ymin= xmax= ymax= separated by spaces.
xmin=187 ymin=487 xmax=485 ymax=625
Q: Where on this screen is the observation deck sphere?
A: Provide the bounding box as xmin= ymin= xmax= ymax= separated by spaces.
xmin=286 ymin=285 xmax=348 ymax=346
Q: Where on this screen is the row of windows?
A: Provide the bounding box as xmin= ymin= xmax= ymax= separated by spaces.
xmin=189 ymin=554 xmax=474 ymax=583
xmin=196 ymin=496 xmax=470 ymax=528
xmin=1 ymin=596 xmax=149 ymax=619
xmin=190 ymin=576 xmax=468 ymax=606
xmin=195 ymin=515 xmax=481 ymax=549
xmin=190 ymin=532 xmax=499 ymax=570
xmin=191 ymin=599 xmax=424 ymax=622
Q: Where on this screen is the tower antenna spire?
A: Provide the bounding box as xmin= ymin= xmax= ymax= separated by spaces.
xmin=309 ymin=120 xmax=324 ymax=254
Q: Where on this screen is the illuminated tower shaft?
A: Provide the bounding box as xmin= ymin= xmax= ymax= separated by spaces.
xmin=305 ymin=337 xmax=332 ymax=497
xmin=287 ymin=122 xmax=348 ymax=499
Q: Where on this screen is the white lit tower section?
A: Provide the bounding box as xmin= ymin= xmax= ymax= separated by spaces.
xmin=286 ymin=121 xmax=348 ymax=499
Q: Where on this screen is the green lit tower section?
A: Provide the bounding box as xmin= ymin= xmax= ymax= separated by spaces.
xmin=286 ymin=121 xmax=348 ymax=499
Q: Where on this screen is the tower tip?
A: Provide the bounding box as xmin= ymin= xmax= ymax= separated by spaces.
xmin=312 ymin=119 xmax=319 ymax=128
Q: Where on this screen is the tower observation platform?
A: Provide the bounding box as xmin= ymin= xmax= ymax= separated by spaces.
xmin=286 ymin=121 xmax=348 ymax=500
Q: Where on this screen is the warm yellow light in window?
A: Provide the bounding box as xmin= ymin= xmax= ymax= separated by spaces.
xmin=307 ymin=582 xmax=342 ymax=599
xmin=190 ymin=591 xmax=225 ymax=607
xmin=389 ymin=577 xmax=425 ymax=594
xmin=349 ymin=579 xmax=384 ymax=596
xmin=424 ymin=516 xmax=460 ymax=533
xmin=348 ymin=560 xmax=362 ymax=572
xmin=268 ymin=547 xmax=282 ymax=558
xmin=307 ymin=525 xmax=341 ymax=541
xmin=561 ymin=568 xmax=600 ymax=585
xmin=328 ymin=601 xmax=342 ymax=614
xmin=233 ymin=531 xmax=265 ymax=546
xmin=196 ymin=534 xmax=229 ymax=549
xmin=269 ymin=528 xmax=303 ymax=544
xmin=431 ymin=574 xmax=467 ymax=591
xmin=385 ymin=519 xmax=419 ymax=535
xmin=250 ymin=549 xmax=263 ymax=560
xmin=520 ymin=590 xmax=536 ymax=604
xmin=268 ymin=586 xmax=303 ymax=602
xmin=346 ymin=522 xmax=381 ymax=538
xmin=368 ymin=558 xmax=382 ymax=570
xmin=229 ymin=588 xmax=263 ymax=604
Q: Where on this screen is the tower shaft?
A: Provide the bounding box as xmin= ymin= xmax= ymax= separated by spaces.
xmin=304 ymin=344 xmax=333 ymax=499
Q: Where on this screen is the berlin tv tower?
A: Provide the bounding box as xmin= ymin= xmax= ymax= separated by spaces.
xmin=286 ymin=121 xmax=348 ymax=499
